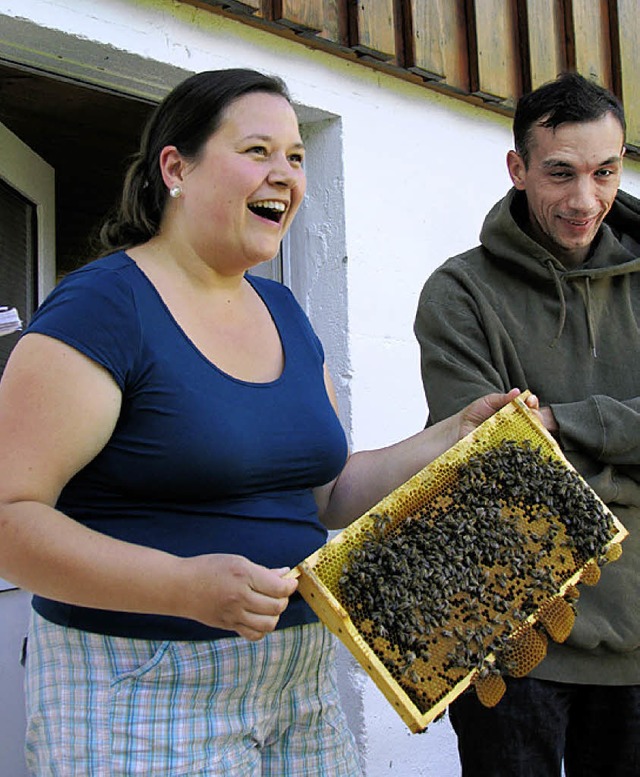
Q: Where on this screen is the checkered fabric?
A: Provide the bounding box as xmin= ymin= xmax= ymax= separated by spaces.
xmin=24 ymin=612 xmax=362 ymax=776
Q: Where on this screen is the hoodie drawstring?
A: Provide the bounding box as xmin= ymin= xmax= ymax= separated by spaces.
xmin=545 ymin=260 xmax=567 ymax=349
xmin=545 ymin=259 xmax=598 ymax=357
xmin=583 ymin=276 xmax=597 ymax=358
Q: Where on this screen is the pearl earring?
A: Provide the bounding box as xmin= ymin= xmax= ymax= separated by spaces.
xmin=169 ymin=185 xmax=182 ymax=199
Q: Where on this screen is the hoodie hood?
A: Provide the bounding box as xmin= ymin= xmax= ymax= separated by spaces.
xmin=480 ymin=188 xmax=640 ymax=354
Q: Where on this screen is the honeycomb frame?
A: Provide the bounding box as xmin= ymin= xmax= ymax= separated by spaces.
xmin=292 ymin=394 xmax=628 ymax=733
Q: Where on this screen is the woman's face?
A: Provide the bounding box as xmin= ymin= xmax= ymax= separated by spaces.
xmin=169 ymin=91 xmax=306 ymax=273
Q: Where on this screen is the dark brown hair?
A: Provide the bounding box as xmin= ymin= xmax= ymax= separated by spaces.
xmin=514 ymin=72 xmax=626 ymax=166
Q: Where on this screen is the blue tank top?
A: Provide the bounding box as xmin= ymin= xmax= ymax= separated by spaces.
xmin=26 ymin=252 xmax=348 ymax=639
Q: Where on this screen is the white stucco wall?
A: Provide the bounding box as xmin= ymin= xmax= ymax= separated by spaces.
xmin=1 ymin=2 xmax=639 ymax=775
xmin=0 ymin=588 xmax=30 ymax=777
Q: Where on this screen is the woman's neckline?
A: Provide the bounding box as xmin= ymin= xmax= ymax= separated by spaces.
xmin=120 ymin=250 xmax=286 ymax=387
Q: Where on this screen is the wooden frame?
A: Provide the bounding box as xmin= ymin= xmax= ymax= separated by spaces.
xmin=182 ymin=0 xmax=640 ymax=155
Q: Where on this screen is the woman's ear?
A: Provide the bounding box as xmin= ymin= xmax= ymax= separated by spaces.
xmin=159 ymin=145 xmax=185 ymax=191
xmin=506 ymin=150 xmax=527 ymax=191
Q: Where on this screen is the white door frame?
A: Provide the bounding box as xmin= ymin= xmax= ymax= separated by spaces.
xmin=0 ymin=120 xmax=55 ymax=303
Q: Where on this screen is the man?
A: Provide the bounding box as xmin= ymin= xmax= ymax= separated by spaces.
xmin=414 ymin=72 xmax=640 ymax=776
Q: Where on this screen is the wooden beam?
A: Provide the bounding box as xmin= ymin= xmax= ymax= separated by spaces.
xmin=349 ymin=0 xmax=398 ymax=62
xmin=468 ymin=0 xmax=522 ymax=105
xmin=194 ymin=0 xmax=261 ymax=15
xmin=521 ymin=0 xmax=566 ymax=91
xmin=569 ymin=0 xmax=613 ymax=89
xmin=407 ymin=0 xmax=469 ymax=90
xmin=612 ymin=0 xmax=640 ymax=152
xmin=274 ymin=0 xmax=324 ymax=33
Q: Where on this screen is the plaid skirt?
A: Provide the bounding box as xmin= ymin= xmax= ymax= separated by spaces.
xmin=24 ymin=611 xmax=362 ymax=776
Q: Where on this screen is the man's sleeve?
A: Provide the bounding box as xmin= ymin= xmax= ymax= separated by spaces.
xmin=414 ymin=270 xmax=510 ymax=424
xmin=551 ymin=396 xmax=640 ymax=468
xmin=416 ymin=269 xmax=640 ymax=471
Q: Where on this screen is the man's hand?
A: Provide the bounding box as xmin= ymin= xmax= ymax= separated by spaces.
xmin=538 ymin=406 xmax=559 ymax=435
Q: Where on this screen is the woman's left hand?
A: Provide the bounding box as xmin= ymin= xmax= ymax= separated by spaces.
xmin=455 ymin=388 xmax=540 ymax=441
xmin=316 ymin=386 xmax=540 ymax=531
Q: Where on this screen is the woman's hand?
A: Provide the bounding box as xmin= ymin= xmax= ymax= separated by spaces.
xmin=178 ymin=554 xmax=299 ymax=641
xmin=455 ymin=388 xmax=540 ymax=441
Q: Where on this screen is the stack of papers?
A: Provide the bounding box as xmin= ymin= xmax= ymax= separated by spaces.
xmin=0 ymin=306 xmax=23 ymax=336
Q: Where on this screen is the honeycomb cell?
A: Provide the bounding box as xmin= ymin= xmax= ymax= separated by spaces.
xmin=537 ymin=595 xmax=576 ymax=644
xmin=499 ymin=625 xmax=548 ymax=678
xmin=580 ymin=560 xmax=602 ymax=586
xmin=473 ymin=670 xmax=507 ymax=707
xmin=604 ymin=543 xmax=623 ymax=563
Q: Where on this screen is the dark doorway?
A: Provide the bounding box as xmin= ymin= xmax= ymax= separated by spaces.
xmin=0 ymin=62 xmax=155 ymax=276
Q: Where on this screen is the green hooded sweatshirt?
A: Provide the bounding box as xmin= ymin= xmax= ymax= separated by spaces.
xmin=414 ymin=187 xmax=640 ymax=684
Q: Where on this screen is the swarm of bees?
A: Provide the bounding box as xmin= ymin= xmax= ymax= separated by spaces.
xmin=294 ymin=396 xmax=627 ymax=732
xmin=337 ymin=439 xmax=619 ymax=713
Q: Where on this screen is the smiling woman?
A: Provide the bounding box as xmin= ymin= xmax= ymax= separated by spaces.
xmin=1 ymin=69 xmax=362 ymax=776
xmin=0 ymin=67 xmax=528 ymax=776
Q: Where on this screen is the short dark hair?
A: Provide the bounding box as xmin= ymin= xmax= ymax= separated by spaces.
xmin=97 ymin=68 xmax=291 ymax=255
xmin=513 ymin=72 xmax=626 ymax=166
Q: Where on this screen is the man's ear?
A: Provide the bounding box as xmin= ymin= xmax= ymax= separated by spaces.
xmin=507 ymin=150 xmax=527 ymax=191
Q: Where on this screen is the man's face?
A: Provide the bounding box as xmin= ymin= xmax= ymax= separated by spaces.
xmin=507 ymin=113 xmax=625 ymax=267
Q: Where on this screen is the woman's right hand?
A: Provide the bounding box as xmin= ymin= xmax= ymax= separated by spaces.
xmin=178 ymin=554 xmax=299 ymax=641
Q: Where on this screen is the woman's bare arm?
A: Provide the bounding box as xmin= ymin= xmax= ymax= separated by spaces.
xmin=315 ymin=367 xmax=536 ymax=529
xmin=0 ymin=334 xmax=296 ymax=640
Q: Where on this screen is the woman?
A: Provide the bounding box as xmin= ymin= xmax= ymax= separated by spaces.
xmin=0 ymin=68 xmax=536 ymax=775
